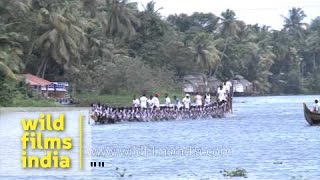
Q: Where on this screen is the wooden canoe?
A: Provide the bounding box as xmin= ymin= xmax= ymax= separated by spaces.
xmin=303 ymin=103 xmax=320 ymax=126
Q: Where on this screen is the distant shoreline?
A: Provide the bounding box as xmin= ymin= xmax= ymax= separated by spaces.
xmin=234 ymin=93 xmax=320 ymax=97
xmin=1 ymin=94 xmax=319 ymax=108
xmin=0 ymin=107 xmax=90 ymax=112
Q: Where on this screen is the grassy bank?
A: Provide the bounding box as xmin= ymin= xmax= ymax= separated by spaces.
xmin=76 ymin=93 xmax=133 ymax=107
xmin=2 ymin=91 xmax=186 ymax=107
xmin=76 ymin=91 xmax=187 ymax=107
xmin=3 ymin=90 xmax=198 ymax=107
xmin=6 ymin=98 xmax=58 ymax=107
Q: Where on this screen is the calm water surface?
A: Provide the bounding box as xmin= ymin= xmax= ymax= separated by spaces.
xmin=88 ymin=95 xmax=320 ymax=179
xmin=3 ymin=95 xmax=320 ymax=179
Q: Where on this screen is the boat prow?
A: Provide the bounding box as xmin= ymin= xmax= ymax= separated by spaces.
xmin=303 ymin=103 xmax=320 ymax=126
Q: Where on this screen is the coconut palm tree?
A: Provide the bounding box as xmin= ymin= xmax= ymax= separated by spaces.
xmin=193 ymin=33 xmax=220 ymax=76
xmin=33 ymin=4 xmax=87 ymax=78
xmin=0 ymin=22 xmax=26 ymax=79
xmin=282 ymin=7 xmax=307 ymax=38
xmin=252 ymin=46 xmax=275 ymax=94
xmin=213 ymin=9 xmax=240 ymax=77
xmin=219 ymin=9 xmax=240 ymax=38
xmin=304 ymin=26 xmax=320 ymax=73
xmin=101 ymin=0 xmax=140 ymax=40
xmin=82 ymin=0 xmax=97 ymax=18
xmin=142 ymin=0 xmax=163 ymax=15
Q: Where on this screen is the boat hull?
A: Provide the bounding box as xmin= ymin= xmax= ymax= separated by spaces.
xmin=303 ymin=103 xmax=320 ymax=126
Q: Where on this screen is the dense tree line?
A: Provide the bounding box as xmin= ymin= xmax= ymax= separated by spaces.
xmin=1 ymin=0 xmax=320 ymax=105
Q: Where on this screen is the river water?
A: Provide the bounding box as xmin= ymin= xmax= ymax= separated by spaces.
xmin=88 ymin=95 xmax=320 ymax=179
xmin=1 ymin=95 xmax=319 ymax=179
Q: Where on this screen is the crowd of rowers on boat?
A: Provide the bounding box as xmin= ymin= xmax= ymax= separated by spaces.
xmin=90 ymin=81 xmax=233 ymax=124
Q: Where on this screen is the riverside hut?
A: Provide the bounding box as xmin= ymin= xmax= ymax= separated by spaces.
xmin=231 ymin=75 xmax=253 ymax=96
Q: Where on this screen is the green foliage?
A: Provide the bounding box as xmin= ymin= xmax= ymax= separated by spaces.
xmin=220 ymin=168 xmax=248 ymax=178
xmin=192 ymin=33 xmax=220 ymax=76
xmin=0 ymin=22 xmax=27 ymax=79
xmin=305 ymin=68 xmax=320 ymax=93
xmin=0 ymin=77 xmax=21 ymax=106
xmin=167 ymin=12 xmax=219 ymax=33
xmin=114 ymin=167 xmax=132 ymax=178
xmin=101 ymin=0 xmax=141 ymax=40
xmin=11 ymin=98 xmax=57 ymax=107
xmin=76 ymin=88 xmax=184 ymax=106
xmin=76 ymin=93 xmax=132 ymax=106
xmin=79 ymin=54 xmax=175 ymax=94
xmin=0 ymin=76 xmax=56 ymax=107
xmin=1 ymin=0 xmax=320 ymax=105
xmin=33 ymin=4 xmax=88 ymax=78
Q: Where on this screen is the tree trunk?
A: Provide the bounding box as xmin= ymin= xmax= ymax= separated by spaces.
xmin=314 ymin=53 xmax=316 ymax=72
xmin=72 ymin=82 xmax=76 ymax=98
xmin=208 ymin=67 xmax=213 ymax=76
xmin=36 ymin=58 xmax=46 ymax=77
xmin=24 ymin=43 xmax=35 ymax=70
xmin=41 ymin=58 xmax=49 ymax=78
xmin=213 ymin=37 xmax=229 ymax=77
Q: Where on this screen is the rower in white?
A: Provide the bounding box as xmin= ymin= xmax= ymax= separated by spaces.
xmin=195 ymin=93 xmax=202 ymax=107
xmin=165 ymin=93 xmax=171 ymax=107
xmin=132 ymin=95 xmax=140 ymax=108
xmin=140 ymin=94 xmax=148 ymax=109
xmin=182 ymin=94 xmax=191 ymax=109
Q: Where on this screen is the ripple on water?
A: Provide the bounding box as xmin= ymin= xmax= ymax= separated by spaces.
xmin=2 ymin=96 xmax=320 ymax=179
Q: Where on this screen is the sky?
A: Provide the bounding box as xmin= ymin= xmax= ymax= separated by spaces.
xmin=137 ymin=0 xmax=320 ymax=30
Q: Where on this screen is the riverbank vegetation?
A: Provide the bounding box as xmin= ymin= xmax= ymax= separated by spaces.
xmin=1 ymin=0 xmax=320 ymax=106
xmin=221 ymin=168 xmax=248 ymax=178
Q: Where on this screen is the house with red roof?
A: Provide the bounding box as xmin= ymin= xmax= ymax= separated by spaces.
xmin=24 ymin=74 xmax=51 ymax=86
xmin=23 ymin=74 xmax=68 ymax=98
